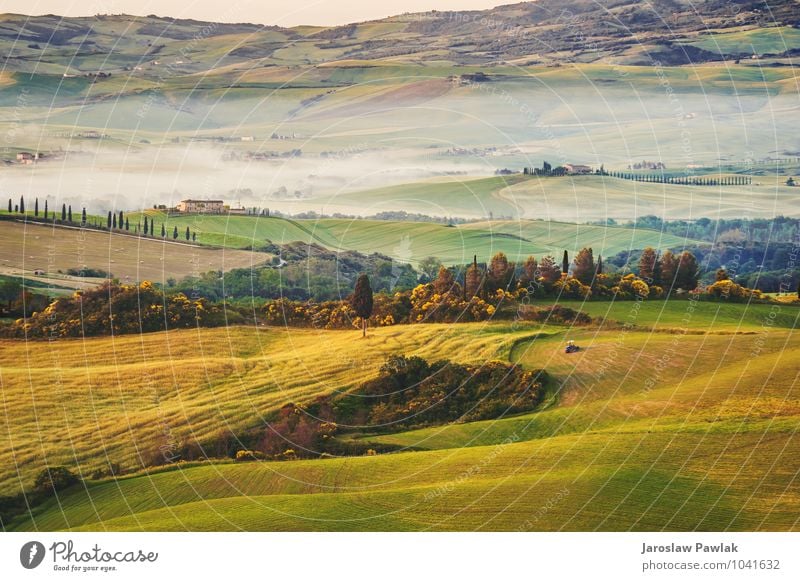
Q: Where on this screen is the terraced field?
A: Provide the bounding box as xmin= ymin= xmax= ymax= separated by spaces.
xmin=3 ymin=298 xmax=798 ymax=531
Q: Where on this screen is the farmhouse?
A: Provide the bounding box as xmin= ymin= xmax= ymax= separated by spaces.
xmin=176 ymin=199 xmax=225 ymax=214
xmin=16 ymin=152 xmax=39 ymax=164
xmin=563 ymin=163 xmax=592 ymax=175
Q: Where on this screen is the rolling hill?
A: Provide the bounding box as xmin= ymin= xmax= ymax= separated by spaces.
xmin=3 ymin=298 xmax=798 ymax=531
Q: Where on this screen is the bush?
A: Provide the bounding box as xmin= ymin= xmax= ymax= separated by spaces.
xmin=521 ymin=305 xmax=592 ymax=325
xmin=234 ymin=450 xmax=266 ymax=462
xmin=33 ymin=466 xmax=80 ymax=496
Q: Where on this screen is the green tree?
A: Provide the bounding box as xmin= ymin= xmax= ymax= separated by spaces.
xmin=519 ymin=256 xmax=538 ymax=288
xmin=465 ymin=255 xmax=483 ymax=298
xmin=6 ymin=199 xmax=10 ymax=213
xmin=434 ymin=265 xmax=457 ymax=295
xmin=34 ymin=198 xmax=38 ymax=217
xmin=488 ymin=252 xmax=513 ymax=292
xmin=33 ymin=466 xmax=80 ymax=496
xmin=125 ymin=217 xmax=129 ymax=231
xmin=81 ymin=207 xmax=86 ymax=225
xmin=161 ymin=223 xmax=166 ymax=238
xmin=572 ymin=247 xmax=595 ymax=285
xmin=112 ymin=213 xmax=117 ymax=228
xmin=173 ymin=226 xmax=178 ymax=240
xmin=107 ymin=211 xmax=112 ymax=228
xmin=185 ymin=226 xmax=190 ymax=241
xmin=67 ymin=205 xmax=72 ymax=222
xmin=44 ymin=200 xmax=49 ymax=220
xmin=0 ymin=279 xmax=21 ymax=310
xmin=562 ymin=250 xmax=569 ymax=275
xmin=676 ymin=251 xmax=700 ymax=291
xmin=539 ymin=255 xmax=562 ymax=286
xmin=61 ymin=204 xmax=66 ymax=221
xmin=418 ymin=256 xmax=441 ymax=282
xmin=350 ymin=274 xmax=374 ymax=338
xmin=659 ymin=250 xmax=678 ymax=291
xmin=638 ymin=247 xmax=658 ymax=283
xmin=19 ymin=196 xmax=24 ymax=214
xmin=143 ymin=216 xmax=148 ymax=235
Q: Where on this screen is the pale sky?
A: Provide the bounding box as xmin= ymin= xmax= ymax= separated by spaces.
xmin=0 ymin=0 xmax=509 ymax=27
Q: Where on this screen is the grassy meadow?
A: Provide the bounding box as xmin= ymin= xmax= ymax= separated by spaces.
xmin=2 ymin=297 xmax=798 ymax=531
xmin=126 ymin=207 xmax=701 ymax=266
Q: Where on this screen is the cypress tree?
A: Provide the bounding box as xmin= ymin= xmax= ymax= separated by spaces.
xmin=107 ymin=211 xmax=112 ymax=228
xmin=81 ymin=207 xmax=86 ymax=225
xmin=112 ymin=213 xmax=117 ymax=228
xmin=62 ymin=204 xmax=67 ymax=221
xmin=125 ymin=217 xmax=129 ymax=231
xmin=7 ymin=199 xmax=10 ymax=213
xmin=350 ymin=274 xmax=374 ymax=338
xmin=192 ymin=232 xmax=196 ymax=242
xmin=119 ymin=211 xmax=123 ymax=228
xmin=143 ymin=216 xmax=148 ymax=235
xmin=19 ymin=196 xmax=24 ymax=214
xmin=562 ymin=250 xmax=569 ymax=275
xmin=173 ymin=226 xmax=178 ymax=239
xmin=150 ymin=220 xmax=154 ymax=236
xmin=161 ymin=223 xmax=166 ymax=237
xmin=34 ymin=198 xmax=39 ymax=217
xmin=44 ymin=200 xmax=48 ymax=220
xmin=185 ymin=226 xmax=190 ymax=241
xmin=68 ymin=205 xmax=72 ymax=222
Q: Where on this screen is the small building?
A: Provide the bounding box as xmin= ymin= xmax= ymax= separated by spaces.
xmin=176 ymin=199 xmax=225 ymax=214
xmin=16 ymin=152 xmax=38 ymax=164
xmin=563 ymin=163 xmax=592 ymax=175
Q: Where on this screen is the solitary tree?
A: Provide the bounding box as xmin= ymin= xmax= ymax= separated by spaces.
xmin=350 ymin=274 xmax=374 ymax=338
xmin=562 ymin=250 xmax=569 ymax=276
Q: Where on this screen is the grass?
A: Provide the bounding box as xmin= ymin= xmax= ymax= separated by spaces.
xmin=124 ymin=208 xmax=702 ymax=266
xmin=686 ymin=26 xmax=800 ymax=56
xmin=0 ymin=220 xmax=272 ymax=289
xmin=3 ymin=298 xmax=799 ymax=531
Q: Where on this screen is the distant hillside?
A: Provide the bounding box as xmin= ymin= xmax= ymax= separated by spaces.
xmin=1 ymin=0 xmax=798 ymax=79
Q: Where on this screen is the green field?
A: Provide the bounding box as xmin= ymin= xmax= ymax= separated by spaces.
xmin=126 ymin=208 xmax=703 ymax=267
xmin=3 ymin=297 xmax=799 ymax=531
xmin=0 ymin=220 xmax=272 ymax=289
